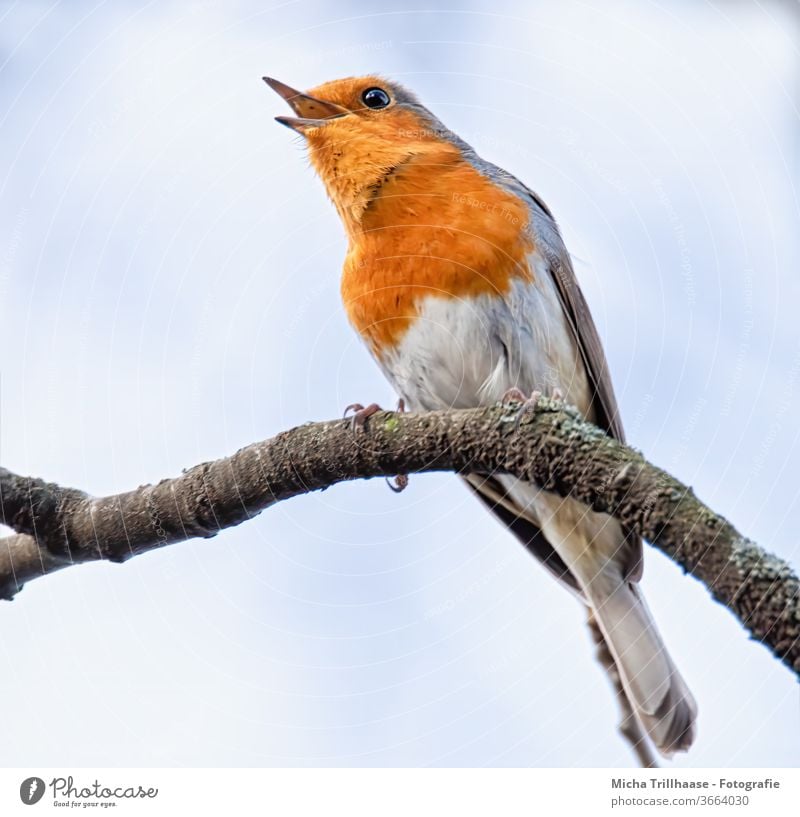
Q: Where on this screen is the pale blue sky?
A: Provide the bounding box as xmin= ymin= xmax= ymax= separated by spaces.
xmin=0 ymin=0 xmax=798 ymax=767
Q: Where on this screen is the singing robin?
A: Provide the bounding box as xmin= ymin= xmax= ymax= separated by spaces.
xmin=265 ymin=74 xmax=697 ymax=758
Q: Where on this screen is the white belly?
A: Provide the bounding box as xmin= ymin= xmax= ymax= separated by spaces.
xmin=374 ymin=251 xmax=634 ymax=604
xmin=377 ymin=258 xmax=592 ymax=417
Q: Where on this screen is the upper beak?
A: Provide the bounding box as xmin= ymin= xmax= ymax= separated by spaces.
xmin=263 ymin=76 xmax=348 ymax=133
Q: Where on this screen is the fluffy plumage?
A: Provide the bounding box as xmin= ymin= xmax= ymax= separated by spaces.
xmin=271 ymin=74 xmax=697 ymax=758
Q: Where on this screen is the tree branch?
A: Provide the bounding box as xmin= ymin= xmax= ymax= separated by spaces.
xmin=1 ymin=400 xmax=798 ymax=679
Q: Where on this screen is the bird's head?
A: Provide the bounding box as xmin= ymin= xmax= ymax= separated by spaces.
xmin=264 ymin=75 xmax=464 ymax=230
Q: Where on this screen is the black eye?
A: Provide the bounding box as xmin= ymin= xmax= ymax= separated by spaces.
xmin=362 ymin=87 xmax=391 ymax=109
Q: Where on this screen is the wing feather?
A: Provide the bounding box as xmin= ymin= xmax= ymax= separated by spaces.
xmin=522 ymin=185 xmax=642 ymax=580
xmin=523 ymin=186 xmax=625 ymax=442
xmin=466 ymin=169 xmax=642 ymax=581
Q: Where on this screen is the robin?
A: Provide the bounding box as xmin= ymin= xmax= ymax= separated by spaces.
xmin=265 ymin=74 xmax=697 ymax=758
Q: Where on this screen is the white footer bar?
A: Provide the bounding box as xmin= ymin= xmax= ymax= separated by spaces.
xmin=2 ymin=768 xmax=797 ymax=816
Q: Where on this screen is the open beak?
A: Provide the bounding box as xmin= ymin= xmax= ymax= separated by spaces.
xmin=263 ymin=76 xmax=348 ymax=133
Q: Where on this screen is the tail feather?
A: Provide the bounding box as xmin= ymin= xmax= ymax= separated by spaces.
xmin=588 ymin=576 xmax=697 ymax=756
xmin=489 ymin=477 xmax=697 ymax=758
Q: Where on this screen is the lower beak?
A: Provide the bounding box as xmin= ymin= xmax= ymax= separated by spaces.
xmin=263 ymin=76 xmax=347 ymax=133
xmin=273 ymin=115 xmax=330 ymax=133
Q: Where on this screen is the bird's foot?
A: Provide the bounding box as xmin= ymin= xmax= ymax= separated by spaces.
xmin=343 ymin=399 xmax=409 ymax=492
xmin=387 ymin=473 xmax=409 ymax=493
xmin=386 ymin=398 xmax=409 ymax=492
xmin=501 ymin=387 xmax=564 ymax=430
xmin=343 ymin=402 xmax=382 ymax=432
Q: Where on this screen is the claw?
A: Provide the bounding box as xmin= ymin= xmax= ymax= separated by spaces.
xmin=512 ymin=390 xmax=543 ymax=430
xmin=501 ymin=387 xmax=528 ymax=405
xmin=344 ymin=398 xmax=409 ymax=488
xmin=343 ymin=402 xmax=364 ymax=418
xmin=500 ymin=387 xmax=565 ymax=430
xmin=388 ymin=399 xmax=409 ymax=491
xmin=343 ymin=402 xmax=381 ymax=432
xmin=386 ymin=474 xmax=409 ymax=493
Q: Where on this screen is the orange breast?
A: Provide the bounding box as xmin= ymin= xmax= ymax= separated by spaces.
xmin=340 ymin=150 xmax=536 ymax=358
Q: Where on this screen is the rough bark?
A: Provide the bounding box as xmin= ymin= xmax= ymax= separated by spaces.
xmin=1 ymin=399 xmax=798 ymax=679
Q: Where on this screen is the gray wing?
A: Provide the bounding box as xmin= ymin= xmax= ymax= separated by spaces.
xmin=465 ymin=172 xmax=642 ymax=583
xmin=521 ymin=184 xmax=625 ymax=442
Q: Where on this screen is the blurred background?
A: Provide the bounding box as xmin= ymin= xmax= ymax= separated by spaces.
xmin=0 ymin=0 xmax=798 ymax=767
